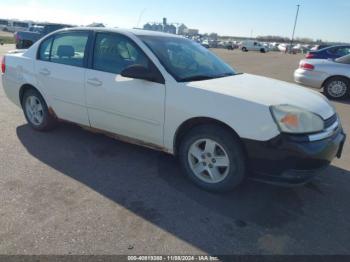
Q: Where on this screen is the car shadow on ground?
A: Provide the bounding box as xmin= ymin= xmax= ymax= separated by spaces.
xmin=16 ymin=122 xmax=350 ymax=254
xmin=334 ymin=99 xmax=350 ymax=105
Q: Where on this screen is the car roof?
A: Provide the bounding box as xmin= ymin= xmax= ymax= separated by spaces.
xmin=317 ymin=44 xmax=350 ymax=52
xmin=59 ymin=27 xmax=184 ymax=38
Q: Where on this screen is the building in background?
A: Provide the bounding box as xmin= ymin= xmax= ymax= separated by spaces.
xmin=184 ymin=28 xmax=199 ymax=36
xmin=143 ymin=18 xmax=198 ymax=36
xmin=177 ymin=24 xmax=188 ymax=35
xmin=87 ymin=22 xmax=105 ymax=27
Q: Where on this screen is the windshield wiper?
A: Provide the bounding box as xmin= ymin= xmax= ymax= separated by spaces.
xmin=179 ymin=75 xmax=217 ymax=82
xmin=215 ymin=72 xmax=236 ymax=78
xmin=179 ymin=72 xmax=241 ymax=82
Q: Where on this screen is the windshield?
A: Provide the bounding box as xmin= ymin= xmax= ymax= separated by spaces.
xmin=138 ymin=35 xmax=236 ymax=82
xmin=335 ymin=54 xmax=350 ymax=64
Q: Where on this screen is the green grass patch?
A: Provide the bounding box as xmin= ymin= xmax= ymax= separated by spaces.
xmin=0 ymin=36 xmax=15 ymax=44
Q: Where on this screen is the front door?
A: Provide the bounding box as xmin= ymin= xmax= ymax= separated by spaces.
xmin=85 ymin=32 xmax=166 ymax=146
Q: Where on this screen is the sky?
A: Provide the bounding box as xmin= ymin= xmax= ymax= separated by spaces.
xmin=0 ymin=0 xmax=349 ymax=43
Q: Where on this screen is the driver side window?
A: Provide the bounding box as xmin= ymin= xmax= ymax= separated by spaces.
xmin=93 ymin=33 xmax=150 ymax=74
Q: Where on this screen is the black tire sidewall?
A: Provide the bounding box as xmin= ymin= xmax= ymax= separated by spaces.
xmin=178 ymin=125 xmax=246 ymax=192
xmin=22 ymin=89 xmax=55 ymax=131
xmin=324 ymin=77 xmax=349 ymax=100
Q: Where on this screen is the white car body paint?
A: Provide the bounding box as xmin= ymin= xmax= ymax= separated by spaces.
xmin=2 ymin=28 xmax=335 ymax=154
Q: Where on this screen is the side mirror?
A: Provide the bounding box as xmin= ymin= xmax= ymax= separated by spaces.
xmin=121 ymin=65 xmax=161 ymax=83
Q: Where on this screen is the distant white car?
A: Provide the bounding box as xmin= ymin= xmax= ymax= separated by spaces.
xmin=1 ymin=28 xmax=346 ymax=192
xmin=278 ymin=43 xmax=292 ymax=53
xmin=295 ymin=55 xmax=350 ymax=99
xmin=240 ymin=40 xmax=268 ymax=53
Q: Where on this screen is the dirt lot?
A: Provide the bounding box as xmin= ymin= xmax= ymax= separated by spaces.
xmin=0 ymin=45 xmax=350 ymax=255
xmin=0 ymin=31 xmax=14 ymax=37
xmin=0 ymin=44 xmax=15 ymax=54
xmin=214 ymin=49 xmax=303 ymax=83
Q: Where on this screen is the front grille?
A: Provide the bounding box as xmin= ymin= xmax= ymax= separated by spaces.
xmin=324 ymin=114 xmax=338 ymax=129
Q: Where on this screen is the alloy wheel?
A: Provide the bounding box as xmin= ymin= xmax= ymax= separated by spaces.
xmin=187 ymin=139 xmax=231 ymax=184
xmin=327 ymin=80 xmax=348 ymax=98
xmin=25 ymin=95 xmax=44 ymax=126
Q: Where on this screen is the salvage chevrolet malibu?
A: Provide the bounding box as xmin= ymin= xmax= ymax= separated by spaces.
xmin=1 ymin=28 xmax=346 ymax=192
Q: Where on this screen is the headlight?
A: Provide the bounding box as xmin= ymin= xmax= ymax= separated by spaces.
xmin=271 ymin=105 xmax=324 ymax=134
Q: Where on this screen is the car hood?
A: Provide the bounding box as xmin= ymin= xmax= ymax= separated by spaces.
xmin=188 ymin=73 xmax=335 ymax=119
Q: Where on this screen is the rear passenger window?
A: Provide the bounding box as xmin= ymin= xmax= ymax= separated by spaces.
xmin=93 ymin=33 xmax=150 ymax=74
xmin=50 ymin=32 xmax=89 ymax=67
xmin=328 ymin=47 xmax=350 ymax=56
xmin=38 ymin=37 xmax=53 ymax=61
xmin=337 ymin=48 xmax=350 ymax=56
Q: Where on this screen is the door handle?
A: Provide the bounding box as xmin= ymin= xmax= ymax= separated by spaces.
xmin=39 ymin=68 xmax=51 ymax=76
xmin=87 ymin=78 xmax=103 ymax=87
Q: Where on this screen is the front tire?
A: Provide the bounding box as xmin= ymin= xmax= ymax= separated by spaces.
xmin=242 ymin=47 xmax=248 ymax=52
xmin=22 ymin=89 xmax=57 ymax=131
xmin=323 ymin=77 xmax=349 ymax=100
xmin=178 ymin=125 xmax=246 ymax=192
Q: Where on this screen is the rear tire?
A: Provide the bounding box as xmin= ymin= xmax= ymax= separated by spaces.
xmin=178 ymin=125 xmax=246 ymax=193
xmin=242 ymin=47 xmax=248 ymax=52
xmin=22 ymin=88 xmax=57 ymax=131
xmin=323 ymin=77 xmax=349 ymax=100
xmin=260 ymin=48 xmax=266 ymax=53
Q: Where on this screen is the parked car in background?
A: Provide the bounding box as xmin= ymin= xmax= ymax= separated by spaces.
xmin=14 ymin=23 xmax=72 ymax=49
xmin=277 ymin=43 xmax=292 ymax=53
xmin=1 ymin=28 xmax=346 ymax=192
xmin=240 ymin=40 xmax=268 ymax=53
xmin=311 ymin=44 xmax=331 ymax=51
xmin=224 ymin=41 xmax=238 ymax=50
xmin=292 ymin=44 xmax=309 ymax=54
xmin=268 ymin=42 xmax=280 ymax=52
xmin=4 ymin=20 xmax=32 ymax=33
xmin=294 ymin=54 xmax=350 ymax=99
xmin=306 ymin=45 xmax=350 ymax=59
xmin=0 ymin=19 xmax=9 ymax=31
xmin=201 ymin=39 xmax=210 ymax=48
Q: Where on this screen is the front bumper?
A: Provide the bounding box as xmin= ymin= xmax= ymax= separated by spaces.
xmin=243 ymin=126 xmax=346 ymax=186
xmin=294 ymin=69 xmax=326 ymax=89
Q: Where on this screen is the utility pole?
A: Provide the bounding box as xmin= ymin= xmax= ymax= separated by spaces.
xmin=136 ymin=8 xmax=146 ymax=28
xmin=290 ymin=4 xmax=300 ymax=53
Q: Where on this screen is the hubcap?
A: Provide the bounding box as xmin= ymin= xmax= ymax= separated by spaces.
xmin=188 ymin=139 xmax=230 ymax=184
xmin=25 ymin=96 xmax=44 ymax=126
xmin=328 ymin=80 xmax=347 ymax=98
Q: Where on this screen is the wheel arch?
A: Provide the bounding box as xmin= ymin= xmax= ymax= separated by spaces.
xmin=322 ymin=75 xmax=350 ymax=88
xmin=19 ymin=84 xmax=40 ymax=105
xmin=173 ymin=117 xmax=245 ymax=156
xmin=19 ymin=84 xmax=53 ymax=116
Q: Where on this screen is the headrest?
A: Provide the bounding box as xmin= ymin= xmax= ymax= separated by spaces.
xmin=57 ymin=45 xmax=75 ymax=58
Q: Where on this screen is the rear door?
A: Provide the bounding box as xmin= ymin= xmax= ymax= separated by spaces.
xmin=35 ymin=31 xmax=91 ymax=125
xmin=85 ymin=32 xmax=166 ymax=146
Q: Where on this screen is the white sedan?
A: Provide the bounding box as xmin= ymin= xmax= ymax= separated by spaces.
xmin=1 ymin=28 xmax=346 ymax=192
